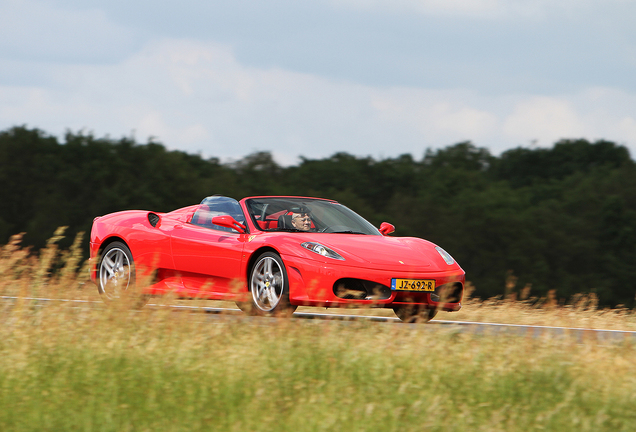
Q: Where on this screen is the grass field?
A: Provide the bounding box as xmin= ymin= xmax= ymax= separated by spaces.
xmin=2 ymin=232 xmax=636 ymax=431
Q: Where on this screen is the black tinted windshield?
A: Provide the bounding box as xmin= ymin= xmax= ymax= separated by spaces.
xmin=246 ymin=198 xmax=380 ymax=235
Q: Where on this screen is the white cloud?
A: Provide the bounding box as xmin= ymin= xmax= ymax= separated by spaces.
xmin=369 ymin=88 xmax=499 ymax=142
xmin=618 ymin=117 xmax=636 ymax=143
xmin=498 ymin=88 xmax=636 ymax=149
xmin=331 ymin=0 xmax=492 ymax=15
xmin=1 ymin=38 xmax=636 ymax=164
xmin=328 ymin=0 xmax=615 ymax=19
xmin=502 ymin=97 xmax=588 ymax=145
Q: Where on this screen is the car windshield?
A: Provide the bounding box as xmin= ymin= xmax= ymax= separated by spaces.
xmin=245 ymin=197 xmax=381 ymax=235
xmin=191 ymin=196 xmax=246 ymax=233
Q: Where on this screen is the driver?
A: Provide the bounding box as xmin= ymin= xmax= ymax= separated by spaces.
xmin=290 ymin=211 xmax=313 ymax=231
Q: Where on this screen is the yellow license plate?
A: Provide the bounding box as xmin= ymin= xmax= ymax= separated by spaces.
xmin=391 ymin=279 xmax=435 ymax=291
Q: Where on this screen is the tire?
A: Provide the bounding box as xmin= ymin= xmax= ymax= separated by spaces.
xmin=97 ymin=241 xmax=148 ymax=308
xmin=393 ymin=305 xmax=438 ymax=323
xmin=240 ymin=252 xmax=296 ymax=316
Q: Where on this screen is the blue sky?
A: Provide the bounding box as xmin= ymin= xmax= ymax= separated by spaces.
xmin=1 ymin=0 xmax=635 ymax=164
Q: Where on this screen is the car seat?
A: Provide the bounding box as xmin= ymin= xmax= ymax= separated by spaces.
xmin=277 ymin=213 xmax=293 ymax=229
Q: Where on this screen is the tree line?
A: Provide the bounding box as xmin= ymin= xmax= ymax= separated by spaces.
xmin=1 ymin=126 xmax=635 ymax=306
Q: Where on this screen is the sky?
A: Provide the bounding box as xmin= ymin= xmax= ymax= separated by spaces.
xmin=1 ymin=0 xmax=635 ymax=165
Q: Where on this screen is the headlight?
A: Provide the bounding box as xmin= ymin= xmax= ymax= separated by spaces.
xmin=435 ymin=246 xmax=455 ymax=265
xmin=301 ymin=242 xmax=345 ymax=260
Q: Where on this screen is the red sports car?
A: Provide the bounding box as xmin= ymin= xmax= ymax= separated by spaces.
xmin=89 ymin=196 xmax=465 ymax=322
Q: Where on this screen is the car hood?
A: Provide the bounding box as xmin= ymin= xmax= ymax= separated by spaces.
xmin=281 ymin=233 xmax=456 ymax=272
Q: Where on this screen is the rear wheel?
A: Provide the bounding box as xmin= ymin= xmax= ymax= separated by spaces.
xmin=239 ymin=252 xmax=296 ymax=316
xmin=393 ymin=305 xmax=438 ymax=323
xmin=97 ymin=241 xmax=148 ymax=308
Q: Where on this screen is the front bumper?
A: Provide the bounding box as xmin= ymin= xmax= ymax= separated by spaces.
xmin=281 ymin=254 xmax=465 ymax=311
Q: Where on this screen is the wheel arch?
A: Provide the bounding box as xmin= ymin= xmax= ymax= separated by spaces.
xmin=98 ymin=236 xmax=129 ymax=257
xmin=93 ymin=236 xmax=130 ymax=280
xmin=245 ymin=246 xmax=281 ymax=283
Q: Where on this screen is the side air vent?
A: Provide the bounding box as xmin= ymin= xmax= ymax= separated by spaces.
xmin=430 ymin=282 xmax=463 ymax=303
xmin=148 ymin=213 xmax=161 ymax=227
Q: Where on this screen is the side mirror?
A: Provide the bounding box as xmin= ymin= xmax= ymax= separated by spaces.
xmin=211 ymin=215 xmax=247 ymax=234
xmin=379 ymin=222 xmax=395 ymax=236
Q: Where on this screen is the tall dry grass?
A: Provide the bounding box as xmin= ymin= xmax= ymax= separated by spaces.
xmin=450 ymin=279 xmax=636 ymax=331
xmin=2 ymin=229 xmax=635 ymax=330
xmin=1 ymin=232 xmax=636 ymax=431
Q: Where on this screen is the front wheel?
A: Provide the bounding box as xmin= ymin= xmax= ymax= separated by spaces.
xmin=393 ymin=305 xmax=438 ymax=323
xmin=240 ymin=252 xmax=296 ymax=316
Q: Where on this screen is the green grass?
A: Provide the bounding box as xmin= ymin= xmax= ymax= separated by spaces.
xmin=1 ymin=304 xmax=636 ymax=431
xmin=2 ymin=231 xmax=636 ymax=431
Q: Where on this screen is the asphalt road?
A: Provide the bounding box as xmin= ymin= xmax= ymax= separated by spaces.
xmin=3 ymin=295 xmax=635 ymax=343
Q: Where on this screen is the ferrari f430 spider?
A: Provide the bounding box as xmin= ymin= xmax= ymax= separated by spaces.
xmin=89 ymin=196 xmax=465 ymax=322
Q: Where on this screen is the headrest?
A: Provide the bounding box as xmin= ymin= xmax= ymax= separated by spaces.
xmin=277 ymin=214 xmax=293 ymax=229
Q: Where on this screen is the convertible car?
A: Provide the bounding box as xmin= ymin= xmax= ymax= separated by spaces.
xmin=89 ymin=195 xmax=465 ymax=322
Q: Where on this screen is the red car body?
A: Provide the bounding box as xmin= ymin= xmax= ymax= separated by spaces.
xmin=89 ymin=196 xmax=465 ymax=321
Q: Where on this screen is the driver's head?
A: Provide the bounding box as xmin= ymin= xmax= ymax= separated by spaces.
xmin=290 ymin=212 xmax=312 ymax=231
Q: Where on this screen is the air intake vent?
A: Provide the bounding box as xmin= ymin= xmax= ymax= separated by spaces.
xmin=148 ymin=213 xmax=160 ymax=227
xmin=430 ymin=282 xmax=463 ymax=303
xmin=333 ymin=278 xmax=392 ymax=300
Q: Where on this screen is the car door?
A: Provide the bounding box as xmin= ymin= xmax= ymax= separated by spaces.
xmin=170 ymin=197 xmax=248 ymax=296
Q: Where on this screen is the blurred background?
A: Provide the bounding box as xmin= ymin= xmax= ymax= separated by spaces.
xmin=1 ymin=1 xmax=635 ymax=306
